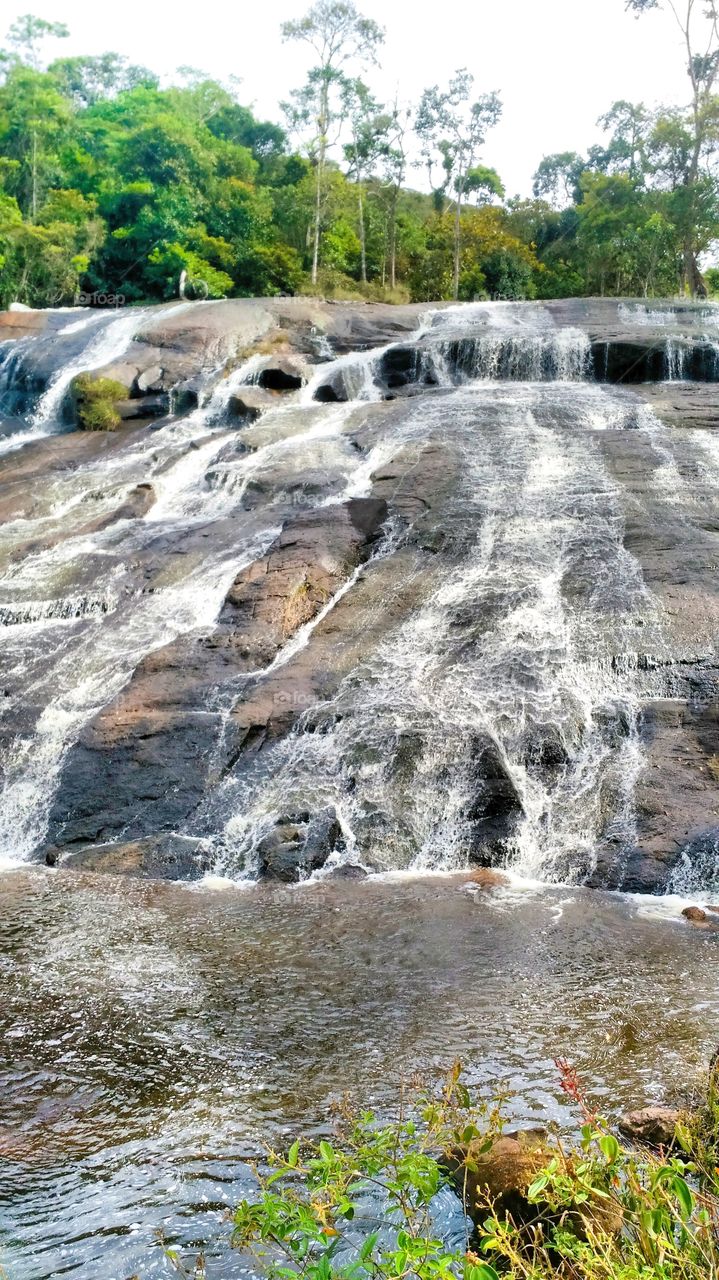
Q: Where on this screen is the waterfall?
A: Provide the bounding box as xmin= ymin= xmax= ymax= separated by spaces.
xmin=29 ymin=308 xmax=149 ymax=427
xmin=0 ymin=299 xmax=717 ymax=891
xmin=193 ymin=383 xmax=663 ymax=884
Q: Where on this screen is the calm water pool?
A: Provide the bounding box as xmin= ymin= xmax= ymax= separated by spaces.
xmin=0 ymin=867 xmax=717 ymax=1278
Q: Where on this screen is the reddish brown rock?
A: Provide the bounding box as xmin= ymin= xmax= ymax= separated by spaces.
xmin=619 ymin=1106 xmax=682 ymax=1147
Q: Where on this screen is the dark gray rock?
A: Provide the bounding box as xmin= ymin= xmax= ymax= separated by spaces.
xmin=257 ymin=808 xmax=344 ymax=882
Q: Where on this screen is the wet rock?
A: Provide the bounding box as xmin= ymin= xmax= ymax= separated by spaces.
xmin=227 ymin=386 xmax=277 ymax=420
xmin=619 ymin=1107 xmax=682 ymax=1147
xmin=323 ymin=863 xmax=368 ymax=880
xmin=683 ymin=905 xmax=709 ymax=923
xmin=376 ymin=344 xmax=422 ymax=391
xmin=135 ymin=364 xmax=164 ymax=393
xmin=46 ymin=499 xmax=388 ymax=853
xmin=313 ymin=368 xmax=351 ymax=402
xmin=55 ymin=834 xmax=209 ymax=879
xmin=115 ymin=394 xmax=169 ymax=421
xmin=256 ymin=356 xmax=308 ymax=391
xmin=257 ymin=808 xmax=344 ymax=882
xmin=589 ymin=699 xmax=719 ymax=893
xmin=466 ymin=736 xmax=523 ymax=863
xmin=464 ymin=867 xmax=510 ymax=889
xmin=680 ymin=905 xmax=719 ymax=929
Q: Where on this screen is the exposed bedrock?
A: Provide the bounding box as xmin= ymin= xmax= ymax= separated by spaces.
xmin=2 ymin=297 xmax=719 ymax=889
xmin=46 ymin=497 xmax=389 ymax=853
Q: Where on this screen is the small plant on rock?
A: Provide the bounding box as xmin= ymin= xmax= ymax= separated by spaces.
xmin=71 ymin=373 xmax=127 ymax=431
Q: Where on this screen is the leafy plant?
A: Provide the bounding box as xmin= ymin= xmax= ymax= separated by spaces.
xmin=232 ymin=1062 xmax=719 ymax=1280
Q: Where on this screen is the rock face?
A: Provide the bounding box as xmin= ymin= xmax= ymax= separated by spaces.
xmin=46 ymin=498 xmax=388 ymax=853
xmin=1 ymin=296 xmax=719 ymax=890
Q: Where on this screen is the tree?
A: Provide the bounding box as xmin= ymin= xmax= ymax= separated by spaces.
xmin=464 ymin=164 xmax=505 ymax=205
xmin=48 ymin=54 xmax=157 ymax=107
xmin=5 ymin=14 xmax=68 ymax=69
xmin=378 ymin=96 xmax=412 ymax=289
xmin=0 ymin=65 xmax=71 ymax=218
xmin=282 ymin=1 xmax=384 ymax=287
xmin=416 ymin=70 xmax=502 ymax=300
xmin=591 ymin=100 xmax=650 ymax=175
xmin=342 ymin=79 xmax=389 ymax=282
xmin=626 ymin=0 xmax=719 ymax=294
xmin=532 ymin=151 xmax=585 ymax=207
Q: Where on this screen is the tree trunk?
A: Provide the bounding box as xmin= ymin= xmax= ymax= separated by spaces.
xmin=389 ymin=187 xmax=398 ymax=290
xmin=31 ymin=130 xmax=38 ymax=221
xmin=357 ymin=178 xmax=367 ymax=284
xmin=312 ymin=79 xmax=330 ymax=289
xmin=311 ymin=161 xmax=322 ymax=287
xmin=452 ymin=185 xmax=462 ymax=302
xmin=685 ymin=245 xmax=707 ymax=298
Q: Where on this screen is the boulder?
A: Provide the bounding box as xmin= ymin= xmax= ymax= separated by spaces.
xmin=227 ymin=386 xmax=276 ymax=420
xmin=53 ymin=834 xmax=209 ymax=880
xmin=257 ymin=808 xmax=345 ymax=882
xmin=115 ymin=394 xmax=170 ymax=421
xmin=445 ymin=1130 xmax=548 ymax=1225
xmin=256 ymin=356 xmax=309 ymax=391
xmin=323 ymin=863 xmax=369 ymax=881
xmin=447 ymin=1129 xmax=622 ymax=1239
xmin=464 ymin=867 xmax=510 ymax=889
xmin=619 ymin=1107 xmax=682 ymax=1148
xmin=135 ymin=364 xmax=164 ymax=393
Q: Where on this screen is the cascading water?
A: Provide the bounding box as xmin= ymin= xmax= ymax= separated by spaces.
xmin=189 ymin=384 xmax=664 ymax=884
xmin=3 ymin=293 xmax=719 ymax=1280
xmin=421 ymin=302 xmax=593 ymax=383
xmin=0 ymin=298 xmax=717 ymax=895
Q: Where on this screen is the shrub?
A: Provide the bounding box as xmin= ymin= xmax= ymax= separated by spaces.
xmin=229 ymin=1062 xmax=719 ymax=1280
xmin=71 ymin=373 xmax=127 ymax=430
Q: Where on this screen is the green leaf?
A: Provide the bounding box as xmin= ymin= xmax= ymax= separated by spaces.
xmin=468 ymin=1265 xmax=500 ymax=1280
xmin=672 ymin=1175 xmax=694 ymax=1219
xmin=599 ymin=1134 xmax=620 ymax=1163
xmin=288 ymin=1140 xmax=300 ymax=1168
xmin=526 ymin=1174 xmax=549 ymax=1199
xmin=360 ymin=1231 xmax=378 ymax=1261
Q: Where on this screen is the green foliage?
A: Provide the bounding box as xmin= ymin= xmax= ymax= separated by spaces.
xmin=71 ymin=373 xmax=126 ymax=430
xmin=232 ymin=1065 xmax=719 ymax=1280
xmin=0 ymin=5 xmax=718 ymax=305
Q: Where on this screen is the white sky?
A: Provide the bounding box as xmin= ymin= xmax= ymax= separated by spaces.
xmin=2 ymin=0 xmax=692 ymax=197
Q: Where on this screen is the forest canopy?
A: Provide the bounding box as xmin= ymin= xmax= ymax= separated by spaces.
xmin=1 ymin=1 xmax=718 ymax=308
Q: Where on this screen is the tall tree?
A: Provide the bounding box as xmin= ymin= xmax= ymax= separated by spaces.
xmin=416 ymin=70 xmax=502 ymax=300
xmin=5 ymin=14 xmax=68 ymax=70
xmin=343 ymin=79 xmax=389 ymax=282
xmin=379 ymin=96 xmax=411 ymax=289
xmin=627 ymin=0 xmax=719 ymax=293
xmin=532 ymin=152 xmax=586 ymax=207
xmin=281 ymin=1 xmax=383 ymax=287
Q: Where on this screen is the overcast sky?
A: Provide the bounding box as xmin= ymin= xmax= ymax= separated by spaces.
xmin=2 ymin=0 xmax=694 ymax=197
